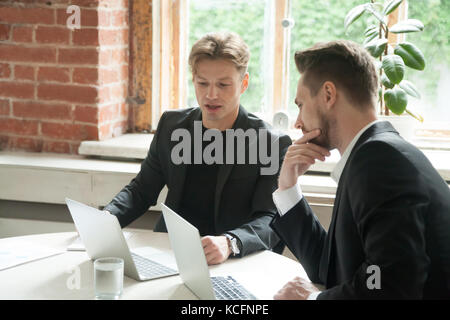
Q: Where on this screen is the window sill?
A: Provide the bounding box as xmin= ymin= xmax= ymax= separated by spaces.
xmin=79 ymin=134 xmax=154 ymax=160
xmin=79 ymin=133 xmax=450 ymax=182
xmin=0 ymin=151 xmax=331 ymax=209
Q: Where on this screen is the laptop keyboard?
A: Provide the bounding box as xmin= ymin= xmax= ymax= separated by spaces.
xmin=211 ymin=276 xmax=256 ymax=300
xmin=131 ymin=252 xmax=177 ymax=278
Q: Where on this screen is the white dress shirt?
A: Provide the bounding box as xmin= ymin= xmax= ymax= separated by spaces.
xmin=272 ymin=120 xmax=379 ymax=300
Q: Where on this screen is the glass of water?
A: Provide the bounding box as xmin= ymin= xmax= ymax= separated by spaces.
xmin=94 ymin=257 xmax=124 ymax=300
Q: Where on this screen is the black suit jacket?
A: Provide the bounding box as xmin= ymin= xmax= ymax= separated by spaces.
xmin=105 ymin=106 xmax=292 ymax=257
xmin=271 ymin=121 xmax=450 ymax=299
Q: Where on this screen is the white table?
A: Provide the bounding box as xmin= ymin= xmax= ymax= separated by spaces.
xmin=0 ymin=230 xmax=313 ymax=300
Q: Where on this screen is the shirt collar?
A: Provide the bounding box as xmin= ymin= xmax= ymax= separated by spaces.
xmin=330 ymin=120 xmax=380 ymax=184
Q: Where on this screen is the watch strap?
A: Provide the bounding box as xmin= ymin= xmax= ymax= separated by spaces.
xmin=224 ymin=233 xmax=241 ymax=256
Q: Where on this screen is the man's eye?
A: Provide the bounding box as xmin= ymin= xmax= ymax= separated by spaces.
xmin=219 ymin=83 xmax=230 ymax=87
xmin=198 ymin=82 xmax=208 ymax=86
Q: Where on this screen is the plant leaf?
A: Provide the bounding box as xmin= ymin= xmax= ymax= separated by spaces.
xmin=364 ymin=24 xmax=378 ymax=37
xmin=394 ymin=42 xmax=426 ymax=70
xmin=382 ymin=55 xmax=405 ymax=84
xmin=371 ymin=2 xmax=384 ymax=11
xmin=384 ymin=87 xmax=408 ymax=115
xmin=364 ymin=31 xmax=380 ymax=45
xmin=390 ymin=19 xmax=424 ymax=33
xmin=344 ymin=4 xmax=367 ymax=31
xmin=381 ymin=74 xmax=395 ymax=89
xmin=365 ymin=3 xmax=386 ymax=26
xmin=383 ymin=0 xmax=403 ymax=16
xmin=365 ymin=38 xmax=388 ymax=58
xmin=399 ymin=80 xmax=421 ymax=98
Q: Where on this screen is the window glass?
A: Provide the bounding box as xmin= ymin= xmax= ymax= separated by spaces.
xmin=288 ymin=0 xmax=450 ymax=130
xmin=188 ymin=0 xmax=270 ymax=114
xmin=404 ymin=0 xmax=450 ymax=125
xmin=288 ymin=0 xmax=367 ymax=118
xmin=186 ymin=0 xmax=449 ymax=134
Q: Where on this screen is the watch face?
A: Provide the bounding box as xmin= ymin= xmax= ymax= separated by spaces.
xmin=230 ymin=238 xmax=240 ymax=255
xmin=224 ymin=234 xmax=240 ymax=255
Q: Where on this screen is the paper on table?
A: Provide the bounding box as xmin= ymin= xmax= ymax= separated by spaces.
xmin=67 ymin=231 xmax=133 ymax=251
xmin=0 ymin=240 xmax=64 ymax=271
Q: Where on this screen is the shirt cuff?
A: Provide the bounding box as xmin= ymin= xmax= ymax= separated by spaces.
xmin=272 ymin=181 xmax=303 ymax=216
xmin=307 ymin=291 xmax=321 ymax=300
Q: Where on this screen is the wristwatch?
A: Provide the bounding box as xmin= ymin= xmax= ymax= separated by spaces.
xmin=224 ymin=233 xmax=241 ymax=256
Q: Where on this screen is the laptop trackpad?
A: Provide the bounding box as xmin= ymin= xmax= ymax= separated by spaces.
xmin=130 ymin=246 xmax=178 ymax=271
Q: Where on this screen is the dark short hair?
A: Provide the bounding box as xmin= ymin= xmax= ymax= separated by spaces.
xmin=294 ymin=40 xmax=378 ymax=108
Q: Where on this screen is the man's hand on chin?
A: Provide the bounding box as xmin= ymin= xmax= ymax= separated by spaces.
xmin=278 ymin=129 xmax=330 ymax=191
xmin=274 ymin=276 xmax=320 ymax=300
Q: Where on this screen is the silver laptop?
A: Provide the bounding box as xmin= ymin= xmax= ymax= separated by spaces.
xmin=65 ymin=198 xmax=178 ymax=281
xmin=161 ymin=203 xmax=256 ymax=300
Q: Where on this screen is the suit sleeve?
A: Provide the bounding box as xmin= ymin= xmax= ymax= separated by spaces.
xmin=103 ymin=112 xmax=168 ymax=228
xmin=226 ymin=134 xmax=292 ymax=257
xmin=270 ymin=198 xmax=328 ymax=284
xmin=318 ymin=141 xmax=430 ymax=299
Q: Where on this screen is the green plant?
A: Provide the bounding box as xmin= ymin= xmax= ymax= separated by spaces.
xmin=345 ymin=0 xmax=425 ymax=121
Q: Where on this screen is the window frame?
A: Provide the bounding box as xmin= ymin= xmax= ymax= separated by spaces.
xmin=151 ymin=0 xmax=189 ymax=131
xmin=150 ymin=0 xmax=293 ymax=128
xmin=148 ymin=0 xmax=449 ymax=141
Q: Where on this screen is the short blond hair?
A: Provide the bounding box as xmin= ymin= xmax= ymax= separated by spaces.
xmin=188 ymin=31 xmax=250 ymax=78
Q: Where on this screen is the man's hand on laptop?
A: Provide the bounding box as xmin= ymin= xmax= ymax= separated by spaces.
xmin=273 ymin=276 xmax=320 ymax=300
xmin=201 ymin=235 xmax=231 ymax=265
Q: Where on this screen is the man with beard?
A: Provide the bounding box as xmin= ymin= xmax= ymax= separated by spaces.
xmin=270 ymin=40 xmax=450 ymax=299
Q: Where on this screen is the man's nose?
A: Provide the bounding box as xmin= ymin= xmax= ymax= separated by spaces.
xmin=294 ymin=113 xmax=303 ymax=130
xmin=206 ymin=85 xmax=218 ymax=99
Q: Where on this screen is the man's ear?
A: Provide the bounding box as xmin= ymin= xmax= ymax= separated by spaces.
xmin=241 ymin=73 xmax=249 ymax=94
xmin=322 ymin=81 xmax=337 ymax=109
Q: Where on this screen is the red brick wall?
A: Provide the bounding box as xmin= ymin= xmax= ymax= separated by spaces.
xmin=0 ymin=0 xmax=130 ymax=154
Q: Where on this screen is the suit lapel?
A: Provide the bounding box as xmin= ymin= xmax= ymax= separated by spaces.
xmin=170 ymin=163 xmax=186 ymax=211
xmin=320 ymin=183 xmax=342 ymax=285
xmin=169 ymin=108 xmax=202 ymax=211
xmin=321 ymin=121 xmax=398 ymax=286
